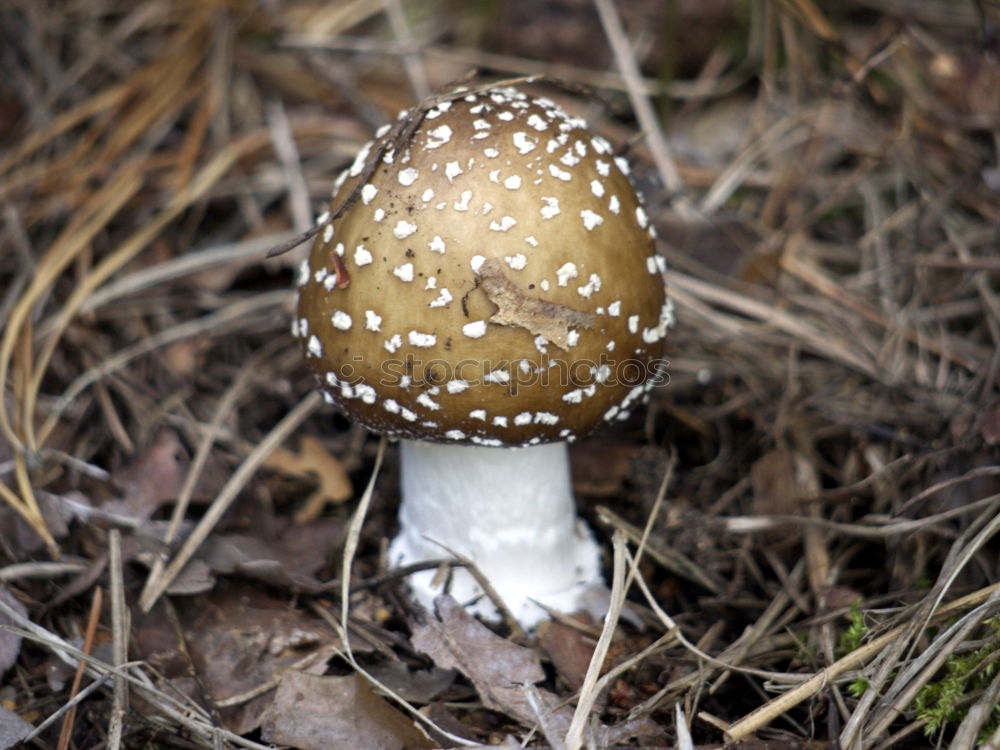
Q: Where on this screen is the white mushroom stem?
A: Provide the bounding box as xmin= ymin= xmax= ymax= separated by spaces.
xmin=388 ymin=439 xmax=603 ymax=628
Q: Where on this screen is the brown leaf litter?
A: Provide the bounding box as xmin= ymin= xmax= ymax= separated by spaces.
xmin=1 ymin=0 xmax=999 ymax=748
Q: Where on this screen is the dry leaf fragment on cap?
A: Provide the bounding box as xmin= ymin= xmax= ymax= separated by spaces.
xmin=478 ymin=257 xmax=594 ymax=350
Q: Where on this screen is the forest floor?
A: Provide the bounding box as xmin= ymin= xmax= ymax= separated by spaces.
xmin=2 ymin=1 xmax=1000 ymax=748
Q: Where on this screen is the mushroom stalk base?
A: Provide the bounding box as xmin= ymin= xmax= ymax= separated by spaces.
xmin=389 ymin=440 xmax=603 ymax=628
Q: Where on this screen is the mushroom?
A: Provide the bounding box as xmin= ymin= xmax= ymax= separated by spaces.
xmin=295 ymin=84 xmax=672 ymax=627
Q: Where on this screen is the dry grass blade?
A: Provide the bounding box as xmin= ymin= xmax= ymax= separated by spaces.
xmin=781 ymin=249 xmax=986 ymax=373
xmin=44 ymin=290 xmax=289 ymax=439
xmin=338 ymin=435 xmax=386 ymax=659
xmin=780 ymin=0 xmax=839 ymax=40
xmin=0 ymin=561 xmax=88 ymax=582
xmin=0 ymin=168 xmax=141 ymax=548
xmin=726 ymin=582 xmax=1000 ymax=742
xmin=385 ymin=0 xmax=429 ymax=101
xmin=699 ymin=115 xmax=804 ymax=215
xmin=598 ymin=505 xmax=724 ymax=593
xmin=340 ymin=437 xmax=388 ymax=660
xmin=0 ymin=480 xmax=55 ymax=554
xmin=840 ymin=500 xmax=1000 ymax=745
xmin=23 ymin=674 xmax=113 ymax=744
xmin=675 ymin=702 xmax=694 ymax=750
xmin=281 ymin=36 xmax=749 ymax=99
xmin=138 ymin=392 xmax=322 ymax=612
xmin=980 ymin=714 xmax=1000 ymax=750
xmin=0 ymin=112 xmax=273 ymax=549
xmin=629 ymin=550 xmax=806 ymax=690
xmin=421 ymin=541 xmax=528 ymax=641
xmin=326 ymin=437 xmax=483 ymax=748
xmin=592 ymin=0 xmax=691 ymax=217
xmin=523 ymin=682 xmax=568 ymax=750
xmin=670 ymin=271 xmax=878 ymax=376
xmin=950 ymin=671 xmax=1000 ymax=749
xmin=137 ymin=348 xmax=269 ymax=608
xmin=107 ymin=530 xmax=128 ymax=750
xmin=870 ymin=592 xmax=1000 ymax=745
xmin=725 ymin=490 xmax=1000 ymax=539
xmin=0 ymin=82 xmax=128 ymax=178
xmin=1 ymin=615 xmax=274 ymax=750
xmin=57 ymin=586 xmax=102 ymax=750
xmin=30 ymin=132 xmax=274 ymax=450
xmin=266 ymin=100 xmax=313 ymax=232
xmin=78 ymin=232 xmax=296 ymax=313
xmin=8 ymin=459 xmax=59 ymax=558
xmin=565 ymin=529 xmax=627 ymax=750
xmin=622 ymin=450 xmax=675 ymax=593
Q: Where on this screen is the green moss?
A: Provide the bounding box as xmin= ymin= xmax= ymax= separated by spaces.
xmin=839 ymin=600 xmax=868 ymax=655
xmin=843 ymin=677 xmax=867 ymax=698
xmin=837 ymin=600 xmax=870 ymax=697
xmin=912 ymin=618 xmax=1000 ymax=741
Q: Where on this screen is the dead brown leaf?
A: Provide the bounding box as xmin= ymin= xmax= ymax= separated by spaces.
xmin=365 ymin=660 xmax=458 ymax=704
xmin=411 ymin=596 xmax=573 ymax=733
xmin=5 ymin=490 xmax=89 ymax=555
xmin=750 ymin=448 xmax=799 ymax=518
xmin=0 ymin=586 xmax=26 ymax=676
xmin=132 ymin=583 xmax=355 ymax=735
xmin=259 ymin=671 xmax=434 ymax=750
xmin=198 ymin=516 xmax=345 ymax=593
xmin=596 ymin=715 xmax=667 ymax=746
xmin=539 ymin=619 xmax=595 ymax=691
xmin=264 ymin=435 xmax=353 ymax=523
xmin=164 ymin=557 xmax=216 ymax=596
xmin=0 ymin=705 xmax=33 ymax=750
xmin=979 ymin=403 xmax=1000 ymax=445
xmin=108 ymin=428 xmax=187 ymax=520
xmin=478 ymin=258 xmax=594 ymax=350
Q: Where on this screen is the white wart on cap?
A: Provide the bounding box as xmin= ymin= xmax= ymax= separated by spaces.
xmin=296 ymin=86 xmax=672 ymax=446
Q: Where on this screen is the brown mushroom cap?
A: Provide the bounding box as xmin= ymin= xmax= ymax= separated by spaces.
xmin=295 ymin=85 xmax=672 ymax=447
